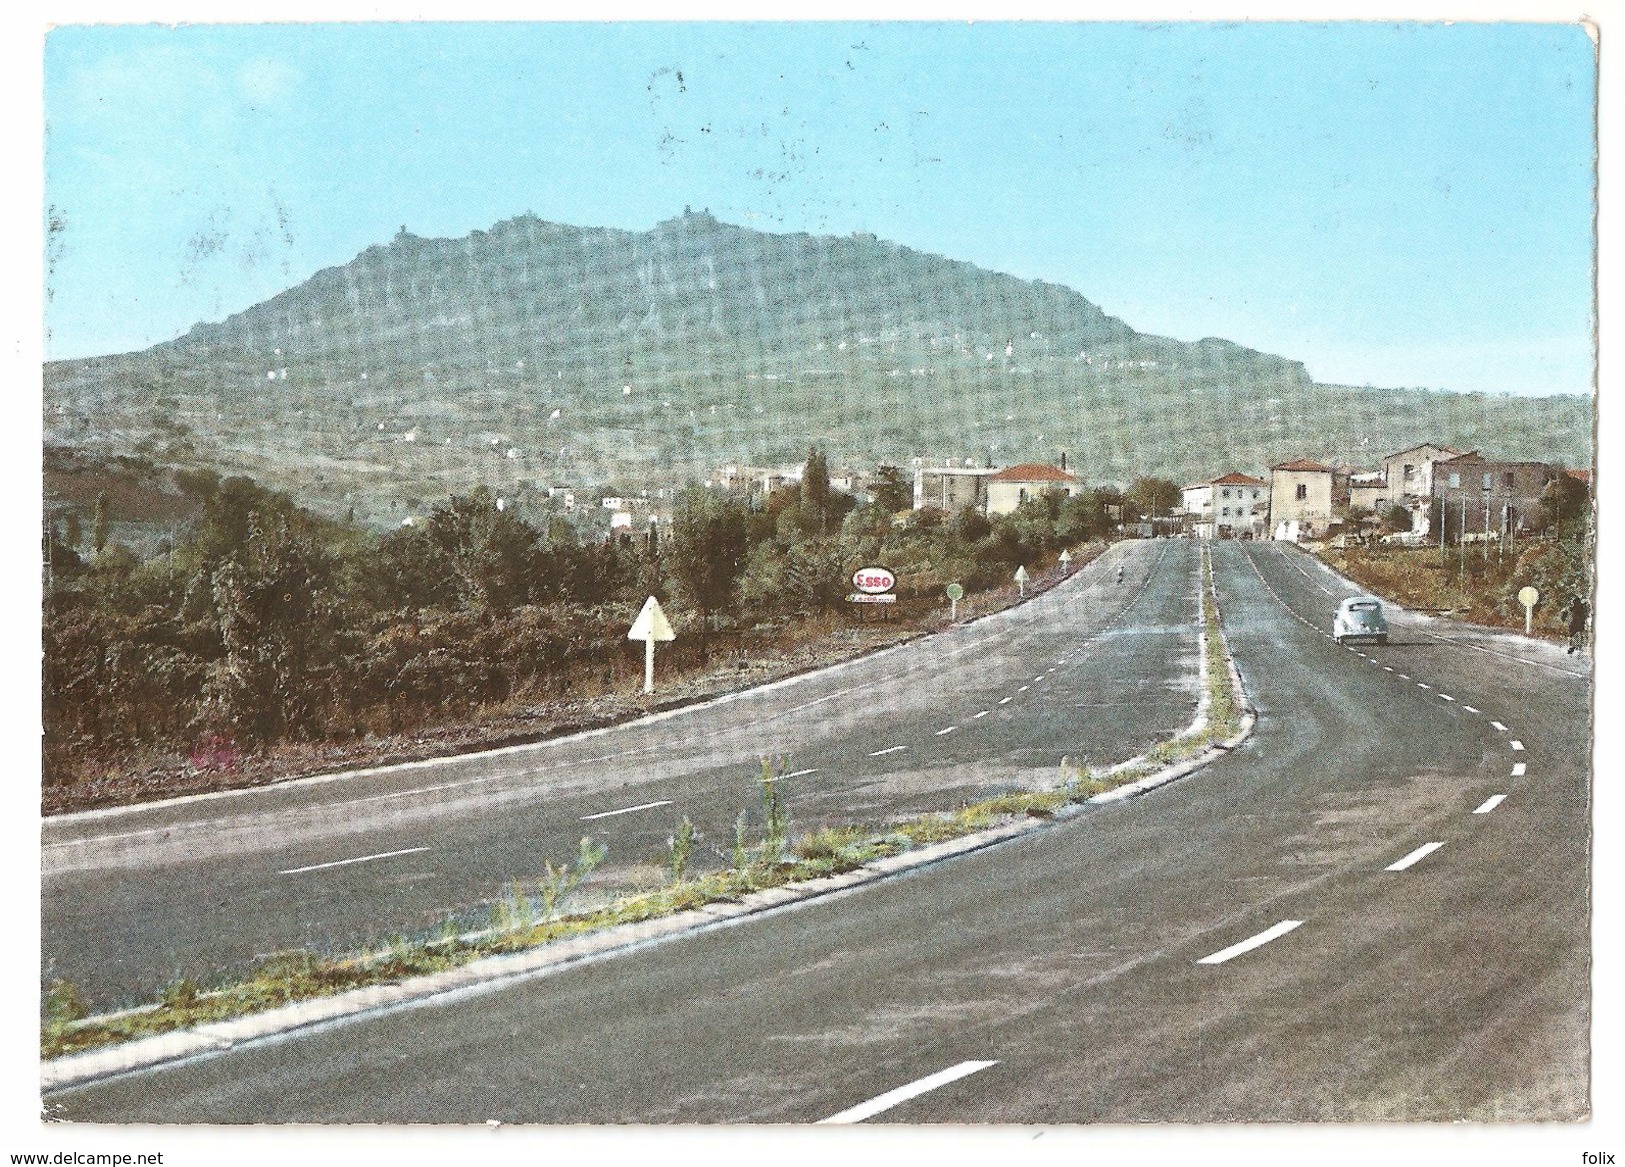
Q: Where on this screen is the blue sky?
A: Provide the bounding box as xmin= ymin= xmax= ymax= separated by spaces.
xmin=44 ymin=20 xmax=1596 ymax=395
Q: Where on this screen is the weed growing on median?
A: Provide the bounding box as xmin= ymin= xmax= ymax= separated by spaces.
xmin=667 ymin=815 xmax=696 ymax=883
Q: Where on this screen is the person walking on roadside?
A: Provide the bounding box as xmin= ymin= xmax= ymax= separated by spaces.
xmin=1563 ymin=593 xmax=1590 ymax=655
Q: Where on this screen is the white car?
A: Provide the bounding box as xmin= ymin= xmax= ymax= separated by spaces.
xmin=1334 ymin=596 xmax=1389 ymax=645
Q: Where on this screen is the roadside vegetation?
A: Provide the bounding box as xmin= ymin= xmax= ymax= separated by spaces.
xmin=1316 ymin=518 xmax=1591 ymax=642
xmin=43 ymin=544 xmax=1246 ymax=1062
xmin=42 ymin=448 xmax=1170 ymax=813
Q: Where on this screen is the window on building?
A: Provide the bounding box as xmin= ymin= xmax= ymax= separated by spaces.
xmin=1482 ymin=473 xmax=1492 ymax=492
xmin=1222 ymin=488 xmax=1231 ymax=499
xmin=1295 ymin=484 xmax=1307 ymax=501
xmin=1222 ymin=507 xmax=1230 ymax=517
xmin=1449 ymin=472 xmax=1461 ymax=488
xmin=1504 ymin=472 xmax=1516 ymax=489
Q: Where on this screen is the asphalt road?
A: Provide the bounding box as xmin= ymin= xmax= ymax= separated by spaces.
xmin=45 ymin=538 xmax=1202 ymax=1008
xmin=48 ymin=539 xmax=1589 ymax=1122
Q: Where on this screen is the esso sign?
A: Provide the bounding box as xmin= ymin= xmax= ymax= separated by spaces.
xmin=851 ymin=567 xmax=896 ymax=594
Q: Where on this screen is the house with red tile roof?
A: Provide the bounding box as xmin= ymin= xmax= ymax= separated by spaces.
xmin=986 ymin=462 xmax=1082 ymax=516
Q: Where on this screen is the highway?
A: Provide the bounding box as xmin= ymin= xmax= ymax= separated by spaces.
xmin=48 ymin=539 xmax=1590 ymax=1122
xmin=45 ymin=538 xmax=1201 ymax=1009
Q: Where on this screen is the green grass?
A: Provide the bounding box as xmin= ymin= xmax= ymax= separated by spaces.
xmin=44 ymin=544 xmax=1249 ymax=1063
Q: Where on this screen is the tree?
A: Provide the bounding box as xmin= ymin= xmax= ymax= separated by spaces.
xmin=1538 ymin=472 xmax=1589 ymax=536
xmin=1383 ymin=504 xmax=1412 ymax=533
xmin=870 ymin=465 xmax=911 ymax=515
xmin=422 ymin=488 xmax=541 ymax=611
xmin=668 ymin=486 xmax=750 ymax=656
xmin=801 ymin=446 xmax=831 ymax=533
xmin=1125 ymin=477 xmax=1181 ymax=524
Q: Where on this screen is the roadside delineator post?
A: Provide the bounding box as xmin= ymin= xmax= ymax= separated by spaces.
xmin=628 ymin=596 xmax=676 ymax=695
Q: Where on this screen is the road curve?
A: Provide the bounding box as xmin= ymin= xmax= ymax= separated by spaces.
xmin=45 ymin=539 xmax=1202 ymax=1008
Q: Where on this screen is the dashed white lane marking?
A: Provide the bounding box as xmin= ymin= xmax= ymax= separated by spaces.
xmin=818 ymin=1060 xmax=1000 ymax=1124
xmin=1383 ymin=666 xmax=1395 ymax=672
xmin=998 ymin=697 xmax=1014 ymax=705
xmin=1397 ymin=673 xmax=1411 ymax=680
xmin=1197 ymin=920 xmax=1304 ymax=965
xmin=935 ymin=726 xmax=958 ymax=736
xmin=1416 ymin=682 xmax=1431 ymax=689
xmin=1018 ymin=685 xmax=1030 ymax=693
xmin=1491 ymin=720 xmax=1508 ymax=732
xmin=1513 ymin=762 xmax=1527 ymax=777
xmin=581 ymin=799 xmax=675 ymax=821
xmin=973 ymin=710 xmax=990 ymax=719
xmin=1034 ymin=674 xmax=1046 ymax=682
xmin=1440 ymin=694 xmax=1456 ymax=701
xmin=782 ymin=768 xmax=821 ymax=779
xmin=1510 ymin=740 xmax=1525 ymax=751
xmin=1463 ymin=705 xmax=1480 ymax=714
xmin=1386 ymin=842 xmax=1444 ymax=872
xmin=279 ymin=846 xmax=429 ymax=875
xmin=870 ymin=745 xmax=908 ymax=757
xmin=1474 ymin=795 xmax=1507 ymax=814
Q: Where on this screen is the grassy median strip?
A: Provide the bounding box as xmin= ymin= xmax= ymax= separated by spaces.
xmin=44 ymin=548 xmax=1246 ymax=1063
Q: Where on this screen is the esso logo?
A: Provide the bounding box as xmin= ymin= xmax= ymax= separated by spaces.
xmin=851 ymin=567 xmax=896 ymax=594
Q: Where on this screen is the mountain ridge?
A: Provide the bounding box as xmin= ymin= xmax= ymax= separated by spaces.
xmin=44 ymin=210 xmax=1590 ymax=527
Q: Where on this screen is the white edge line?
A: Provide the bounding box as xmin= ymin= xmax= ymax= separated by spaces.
xmin=818 ymin=1060 xmax=999 ymax=1124
xmin=278 ymin=846 xmax=429 ymax=876
xmin=1196 ymin=919 xmax=1304 ymax=965
xmin=1385 ymin=841 xmax=1445 ymax=872
xmin=1474 ymin=795 xmax=1507 ymax=814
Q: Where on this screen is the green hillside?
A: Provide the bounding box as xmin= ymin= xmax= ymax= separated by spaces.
xmin=44 ymin=210 xmax=1592 ymax=527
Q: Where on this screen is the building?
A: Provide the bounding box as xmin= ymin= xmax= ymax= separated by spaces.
xmin=985 ymin=463 xmax=1083 ymax=516
xmin=913 ymin=465 xmax=998 ymax=513
xmin=1379 ymin=443 xmax=1466 ymax=535
xmin=1268 ymin=458 xmax=1342 ymax=541
xmin=1383 ymin=443 xmax=1466 ymax=500
xmin=1345 ymin=470 xmax=1390 ymax=515
xmin=1181 ymin=473 xmax=1270 ymax=538
xmin=1431 ymin=452 xmax=1557 ymax=541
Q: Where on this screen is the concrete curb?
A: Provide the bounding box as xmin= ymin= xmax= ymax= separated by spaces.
xmin=43 ymin=544 xmax=1257 ymax=1093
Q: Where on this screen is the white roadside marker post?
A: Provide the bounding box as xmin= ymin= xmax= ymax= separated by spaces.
xmin=1015 ymin=564 xmax=1029 ymax=599
xmin=628 ymin=595 xmax=676 ymax=695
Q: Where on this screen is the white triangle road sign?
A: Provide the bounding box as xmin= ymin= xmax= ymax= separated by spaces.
xmin=628 ymin=596 xmax=676 ymax=642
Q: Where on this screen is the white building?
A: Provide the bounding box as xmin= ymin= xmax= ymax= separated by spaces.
xmin=1182 ymin=472 xmax=1269 ymax=538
